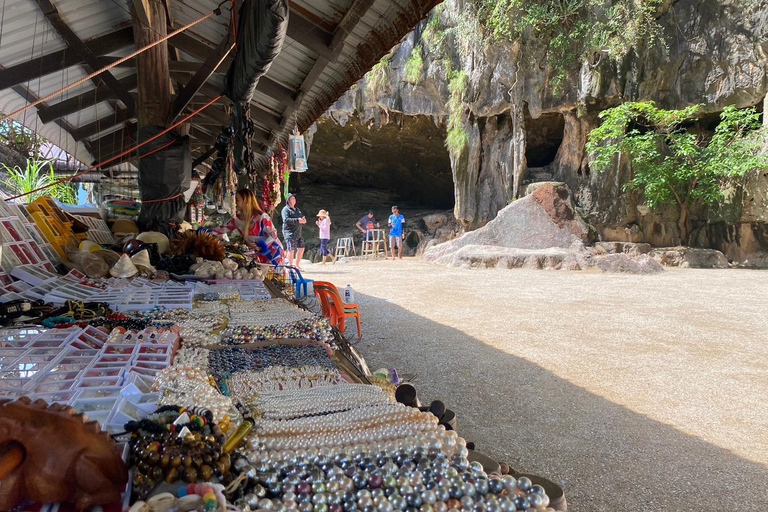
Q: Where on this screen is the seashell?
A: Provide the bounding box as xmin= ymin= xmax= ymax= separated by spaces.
xmin=109 ymin=253 xmax=138 ymax=278
xmin=130 ymin=249 xmax=155 ymax=273
xmin=128 ymin=500 xmax=147 ymax=512
xmin=136 ymin=231 xmax=171 ymax=254
xmin=223 ymin=270 xmax=233 ymax=279
xmin=177 ymin=494 xmax=202 ymax=512
xmin=147 ymin=492 xmax=176 ymax=512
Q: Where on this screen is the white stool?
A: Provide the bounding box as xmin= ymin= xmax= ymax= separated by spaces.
xmin=335 ymin=237 xmax=355 ymax=258
xmin=361 ymin=229 xmax=388 ymax=259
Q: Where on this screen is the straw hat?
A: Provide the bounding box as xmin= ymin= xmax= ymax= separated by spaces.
xmin=109 ymin=253 xmax=139 ymax=278
xmin=111 ymin=219 xmax=139 ymax=236
xmin=130 ymin=249 xmax=156 ymax=273
xmin=136 ymin=231 xmax=171 ymax=254
xmin=316 ymin=209 xmax=328 ymax=217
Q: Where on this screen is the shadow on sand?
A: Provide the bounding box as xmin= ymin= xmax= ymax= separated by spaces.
xmin=340 ymin=292 xmax=768 ymax=512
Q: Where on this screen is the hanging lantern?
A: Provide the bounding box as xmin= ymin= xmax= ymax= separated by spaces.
xmin=289 ymin=132 xmax=308 ymax=172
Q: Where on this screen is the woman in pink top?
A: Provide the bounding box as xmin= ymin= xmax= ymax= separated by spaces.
xmin=315 ymin=209 xmax=337 ymax=264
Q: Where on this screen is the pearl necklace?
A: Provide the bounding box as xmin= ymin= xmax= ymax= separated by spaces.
xmin=152 ymin=365 xmax=237 ymax=423
xmin=252 ymin=384 xmax=392 ymax=419
xmin=227 ymin=366 xmax=342 ymax=395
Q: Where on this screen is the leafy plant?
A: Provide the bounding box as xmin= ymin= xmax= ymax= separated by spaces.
xmin=445 ymin=70 xmax=470 ymax=161
xmin=404 ymin=44 xmax=425 ymax=84
xmin=2 ymin=159 xmax=77 ymax=204
xmin=586 ymin=101 xmax=768 ymax=243
xmin=0 ymin=115 xmax=46 ymax=157
xmin=365 ymin=56 xmax=392 ymax=97
xmin=459 ymin=0 xmax=665 ymax=94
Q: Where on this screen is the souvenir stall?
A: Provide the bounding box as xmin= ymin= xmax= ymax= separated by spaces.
xmin=0 ymin=196 xmax=565 ymax=512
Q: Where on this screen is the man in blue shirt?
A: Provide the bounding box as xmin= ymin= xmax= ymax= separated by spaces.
xmin=388 ymin=205 xmax=405 ymax=260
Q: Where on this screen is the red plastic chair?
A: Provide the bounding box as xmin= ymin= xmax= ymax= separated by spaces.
xmin=313 ymin=281 xmax=362 ymax=340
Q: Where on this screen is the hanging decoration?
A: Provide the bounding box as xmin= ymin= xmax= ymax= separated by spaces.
xmin=262 ymin=146 xmax=287 ymax=212
xmin=202 ymin=126 xmax=235 ymax=211
xmin=288 ymin=129 xmax=307 ymax=172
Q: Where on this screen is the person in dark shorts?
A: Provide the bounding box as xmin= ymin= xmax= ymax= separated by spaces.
xmin=356 ymin=210 xmax=380 ymax=241
xmin=281 ymin=193 xmax=307 ymax=268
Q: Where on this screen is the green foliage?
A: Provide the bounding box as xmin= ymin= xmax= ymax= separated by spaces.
xmin=445 ymin=70 xmax=470 ymax=160
xmin=365 ymin=57 xmax=392 ymax=97
xmin=461 ymin=0 xmax=665 ymax=93
xmin=0 ymin=115 xmax=46 ymax=157
xmin=2 ymin=159 xmax=77 ymax=204
xmin=586 ymin=101 xmax=768 ymax=240
xmin=405 ymin=44 xmax=425 ymax=84
xmin=422 ymin=10 xmax=447 ymax=52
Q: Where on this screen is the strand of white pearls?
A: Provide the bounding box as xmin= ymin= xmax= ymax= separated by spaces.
xmin=172 ymin=346 xmax=210 ymax=368
xmin=249 ymin=419 xmax=443 ymax=451
xmin=252 ymin=385 xmax=392 ymax=419
xmin=227 ymin=299 xmax=296 ymax=313
xmin=227 ymin=309 xmax=314 ymax=327
xmin=253 ymin=403 xmax=428 ymax=434
xmin=245 ymin=430 xmax=467 ymax=466
xmin=227 ymin=367 xmax=342 ymax=395
xmin=152 ymin=364 xmax=236 ymax=422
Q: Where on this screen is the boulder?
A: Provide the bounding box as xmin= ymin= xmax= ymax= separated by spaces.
xmin=596 ymin=254 xmax=664 ymax=274
xmin=440 ymin=245 xmax=590 ymax=270
xmin=422 ymin=212 xmax=452 ymax=233
xmin=592 ymin=241 xmax=653 ymax=256
xmin=424 ymin=183 xmax=596 ymax=264
xmin=649 ymin=247 xmax=730 ymax=268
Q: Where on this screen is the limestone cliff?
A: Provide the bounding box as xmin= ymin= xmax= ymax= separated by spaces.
xmin=310 ymin=0 xmax=768 ymax=263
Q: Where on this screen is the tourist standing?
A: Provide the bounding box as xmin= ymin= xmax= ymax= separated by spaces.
xmin=356 ymin=210 xmax=380 ymax=241
xmin=281 ymin=194 xmax=307 ymax=268
xmin=316 ymin=209 xmax=337 ymax=264
xmin=388 ymin=205 xmax=405 ymax=260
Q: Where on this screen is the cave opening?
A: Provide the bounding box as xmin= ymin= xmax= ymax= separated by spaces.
xmin=302 ymin=114 xmax=455 ymax=211
xmin=524 ymin=110 xmax=565 ymax=167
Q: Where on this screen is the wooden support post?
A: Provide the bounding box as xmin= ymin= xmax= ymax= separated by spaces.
xmin=132 ymin=0 xmax=172 ymax=127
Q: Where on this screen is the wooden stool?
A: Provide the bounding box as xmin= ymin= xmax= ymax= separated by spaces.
xmin=361 ymin=229 xmax=387 ymax=259
xmin=335 ymin=237 xmax=355 ymax=258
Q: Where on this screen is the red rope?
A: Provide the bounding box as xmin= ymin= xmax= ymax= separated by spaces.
xmin=139 ymin=137 xmax=178 ymax=160
xmin=7 ymin=95 xmax=223 ymax=201
xmin=142 ymin=193 xmax=182 ymax=204
xmin=231 ymin=0 xmax=238 ymax=50
xmin=0 ymin=9 xmax=220 ymax=125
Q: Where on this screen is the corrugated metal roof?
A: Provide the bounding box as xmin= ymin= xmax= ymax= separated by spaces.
xmin=0 ymin=0 xmax=441 ymax=175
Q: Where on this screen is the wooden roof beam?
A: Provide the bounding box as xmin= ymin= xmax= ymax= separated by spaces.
xmin=329 ymin=0 xmax=377 ymax=52
xmin=35 ymin=0 xmax=135 ymax=114
xmin=286 ymin=12 xmax=335 ymax=61
xmin=167 ymin=31 xmax=296 ymax=108
xmin=37 ymin=75 xmax=138 ymax=124
xmin=192 ymin=146 xmax=217 ymax=168
xmin=170 ymin=33 xmax=234 ymax=123
xmin=0 ymin=27 xmax=133 ymax=91
xmin=71 ymin=109 xmax=135 ymax=141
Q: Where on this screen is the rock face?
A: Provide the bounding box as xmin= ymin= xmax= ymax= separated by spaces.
xmin=307 ymin=114 xmax=454 ymax=209
xmin=649 ymin=247 xmax=730 ymax=269
xmin=597 ymin=254 xmax=664 ymax=274
xmin=423 ymin=183 xmax=595 ymax=264
xmin=309 ymin=0 xmax=768 ymax=264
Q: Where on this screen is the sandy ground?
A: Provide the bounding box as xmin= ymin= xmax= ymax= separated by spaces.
xmin=299 ymin=258 xmax=768 ymax=512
